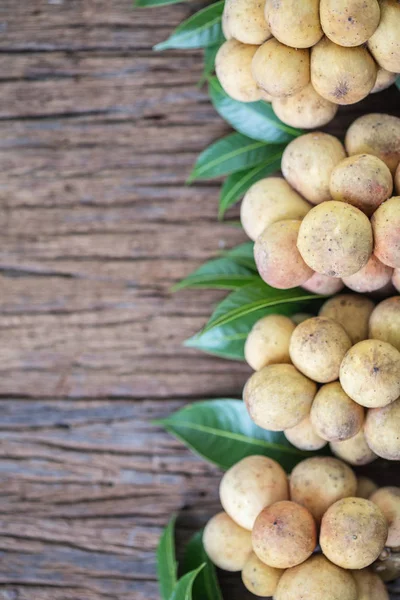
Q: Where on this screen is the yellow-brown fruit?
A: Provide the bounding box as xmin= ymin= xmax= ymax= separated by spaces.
xmin=345 ymin=113 xmax=400 ymax=175
xmin=371 ymin=68 xmax=398 ymax=94
xmin=368 ymin=0 xmax=400 ymax=73
xmin=319 ymin=294 xmax=375 ymax=344
xmin=340 ymin=339 xmax=400 ymax=408
xmin=243 ymin=364 xmax=317 ymax=431
xmin=240 ymin=177 xmax=311 ymax=242
xmin=365 ymin=398 xmax=400 ymax=460
xmin=274 ymin=555 xmax=357 ymax=600
xmin=320 ymin=0 xmax=380 ymax=47
xmin=343 ymin=255 xmax=393 ymax=293
xmin=302 ymin=272 xmax=344 ymax=295
xmin=282 ymin=132 xmax=346 ymax=205
xmin=272 ymin=83 xmax=338 ymax=130
xmin=252 ymin=501 xmax=317 ymax=569
xmin=297 ymin=201 xmax=373 ymax=277
xmin=289 ymin=317 xmax=352 ymax=383
xmin=244 ymin=314 xmax=295 ymax=371
xmin=310 ymin=381 xmax=364 ymax=442
xmin=289 ymin=457 xmax=357 ymax=522
xmin=216 ymin=40 xmax=261 ymax=102
xmin=222 ymin=11 xmax=232 ymax=39
xmin=395 ymin=163 xmax=400 ymax=194
xmin=394 ymin=269 xmax=400 ymax=292
xmin=284 ymin=415 xmax=327 ymax=451
xmin=241 ymin=553 xmax=284 ymax=597
xmin=370 ymin=487 xmax=400 ymax=548
xmin=311 ymin=38 xmax=377 ymax=105
xmin=352 ymin=569 xmax=389 ymax=600
xmin=254 ymin=220 xmax=313 ymax=289
xmin=330 ymin=428 xmax=378 ymax=466
xmin=223 ymin=0 xmax=271 ymax=45
xmin=371 ymin=197 xmax=400 ymax=268
xmin=219 ymin=455 xmax=289 ymax=531
xmin=264 ymin=0 xmax=322 ymax=48
xmin=320 ymin=497 xmax=388 ymax=569
xmin=356 ymin=477 xmax=378 ymax=500
xmin=203 ymin=511 xmax=252 ymax=571
xmin=252 ymin=38 xmax=310 ymax=98
xmin=291 ymin=313 xmax=313 ymax=325
xmin=329 ymin=154 xmax=393 ymax=216
xmin=369 ymin=296 xmax=400 ymax=352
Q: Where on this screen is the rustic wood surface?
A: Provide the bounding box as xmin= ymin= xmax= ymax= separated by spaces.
xmin=0 ymin=1 xmax=399 ymax=598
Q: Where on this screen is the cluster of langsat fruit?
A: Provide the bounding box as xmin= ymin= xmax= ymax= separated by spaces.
xmin=244 ymin=294 xmax=400 ymax=462
xmin=218 ymin=0 xmax=400 ymax=128
xmin=204 ymin=454 xmax=399 ymax=599
xmin=240 ymin=113 xmax=400 ymax=293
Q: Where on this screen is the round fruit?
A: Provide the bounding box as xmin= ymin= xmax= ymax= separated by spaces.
xmin=302 ymin=272 xmax=344 ymax=295
xmin=216 ymin=40 xmax=262 ymax=102
xmin=297 ymin=201 xmax=373 ymax=277
xmin=356 ymin=477 xmax=378 ymax=500
xmin=330 ymin=428 xmax=378 ymax=466
xmin=289 ymin=317 xmax=352 ymax=383
xmin=369 ymin=296 xmax=400 ymax=352
xmin=203 ymin=511 xmax=252 ymax=571
xmin=289 ymin=457 xmax=357 ymax=522
xmin=345 ymin=113 xmax=400 ymax=175
xmin=368 ymin=0 xmax=400 ymax=73
xmin=284 ymin=415 xmax=327 ymax=451
xmin=272 ymin=83 xmax=338 ymax=129
xmin=319 ymin=294 xmax=375 ymax=344
xmin=371 ymin=197 xmax=400 ymax=268
xmin=343 ymin=255 xmax=393 ymax=293
xmin=219 ymin=455 xmax=288 ymax=531
xmin=252 ymin=500 xmax=317 ymax=569
xmin=396 ymin=163 xmax=400 ymax=193
xmin=352 ymin=568 xmax=390 ymax=600
xmin=274 ymin=554 xmax=357 ymax=600
xmin=254 ymin=219 xmax=313 ymax=289
xmin=310 ymin=381 xmax=364 ymax=442
xmin=244 ymin=314 xmax=295 ymax=371
xmin=370 ymin=487 xmax=400 ymax=548
xmin=329 ymin=154 xmax=393 ymax=216
xmin=311 ymin=38 xmax=377 ymax=105
xmin=244 ymin=364 xmax=317 ymax=431
xmin=241 ymin=553 xmax=284 ymax=597
xmin=282 ymin=132 xmax=346 ymax=205
xmin=240 ymin=177 xmax=310 ymax=242
xmin=264 ymin=0 xmax=322 ymax=48
xmin=320 ymin=0 xmax=380 ymax=47
xmin=320 ymin=497 xmax=388 ymax=569
xmin=340 ymin=339 xmax=400 ymax=408
xmin=365 ymin=398 xmax=400 ymax=460
xmin=371 ymin=68 xmax=398 ymax=94
xmin=223 ymin=0 xmax=271 ymax=45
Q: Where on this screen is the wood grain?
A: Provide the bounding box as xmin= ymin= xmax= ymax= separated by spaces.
xmin=0 ymin=0 xmax=399 ymax=598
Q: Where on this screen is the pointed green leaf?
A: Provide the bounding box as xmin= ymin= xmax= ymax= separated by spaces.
xmin=157 ymin=515 xmax=178 ymax=600
xmin=204 ymin=281 xmax=324 ymax=333
xmin=172 ymin=258 xmax=258 ymax=291
xmin=169 ymin=565 xmax=205 ymax=600
xmin=158 ymin=399 xmax=320 ymax=471
xmin=199 ymin=43 xmax=222 ymax=85
xmin=135 ymin=0 xmax=186 ymax=7
xmin=182 ymin=532 xmax=223 ymax=600
xmin=155 ymin=2 xmax=224 ymax=50
xmin=188 ymin=133 xmax=284 ymax=182
xmin=221 ymin=241 xmax=256 ymax=271
xmin=209 ymin=76 xmax=302 ymax=143
xmin=218 ymin=156 xmax=282 ymax=219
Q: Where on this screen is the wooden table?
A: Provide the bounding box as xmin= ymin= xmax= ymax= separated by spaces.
xmin=0 ymin=1 xmax=398 ymax=598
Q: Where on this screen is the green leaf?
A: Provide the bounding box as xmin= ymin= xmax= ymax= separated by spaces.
xmin=188 ymin=133 xmax=284 ymax=182
xmin=134 ymin=0 xmax=186 ymax=7
xmin=172 ymin=257 xmax=258 ymax=291
xmin=185 ymin=304 xmax=296 ymax=360
xmin=182 ymin=532 xmax=223 ymax=600
xmin=155 ymin=2 xmax=224 ymax=50
xmin=199 ymin=42 xmax=222 ymax=86
xmin=169 ymin=565 xmax=205 ymax=600
xmin=209 ymin=77 xmax=302 ymax=143
xmin=221 ymin=241 xmax=256 ymax=271
xmin=157 ymin=515 xmax=178 ymax=600
xmin=218 ymin=156 xmax=282 ymax=219
xmin=204 ymin=281 xmax=324 ymax=333
xmin=158 ymin=399 xmax=315 ymax=471
xmin=396 ymin=76 xmax=400 ymax=92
